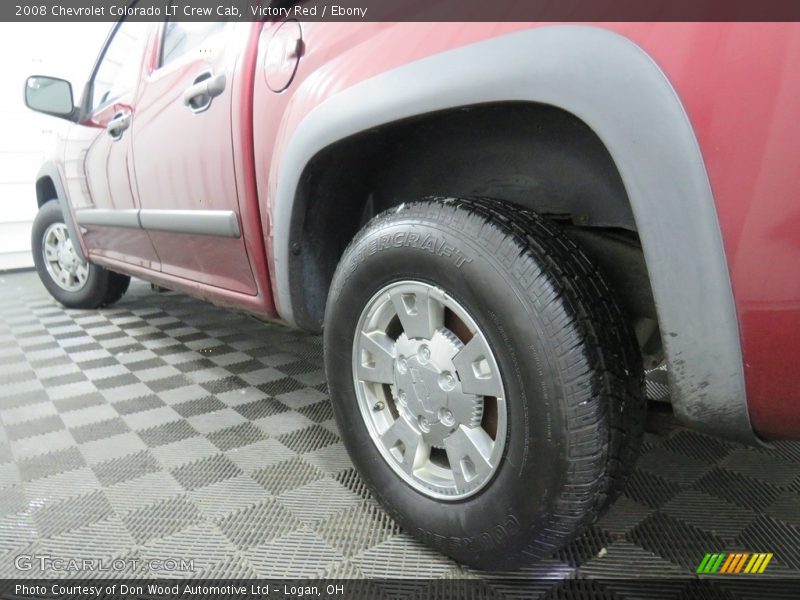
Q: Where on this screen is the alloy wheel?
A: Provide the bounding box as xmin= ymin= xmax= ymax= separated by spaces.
xmin=42 ymin=223 xmax=88 ymax=292
xmin=352 ymin=280 xmax=507 ymax=500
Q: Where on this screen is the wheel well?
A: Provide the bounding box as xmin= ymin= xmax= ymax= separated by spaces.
xmin=289 ymin=102 xmax=656 ymax=338
xmin=36 ymin=176 xmax=58 ymax=208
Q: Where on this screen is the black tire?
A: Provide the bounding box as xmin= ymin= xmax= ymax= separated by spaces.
xmin=32 ymin=200 xmax=128 ymax=309
xmin=324 ymin=197 xmax=644 ymax=569
xmin=102 ymin=271 xmax=132 ymax=307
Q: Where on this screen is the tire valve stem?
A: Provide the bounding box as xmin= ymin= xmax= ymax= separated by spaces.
xmin=373 ymin=401 xmax=385 ymax=411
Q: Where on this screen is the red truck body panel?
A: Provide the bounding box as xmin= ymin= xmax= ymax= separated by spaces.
xmin=55 ymin=22 xmax=800 ymax=440
xmin=252 ymin=22 xmax=800 ymax=439
xmin=614 ymin=23 xmax=800 ymax=439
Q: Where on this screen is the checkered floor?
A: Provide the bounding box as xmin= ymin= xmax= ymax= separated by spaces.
xmin=2 ymin=270 xmax=800 ymax=595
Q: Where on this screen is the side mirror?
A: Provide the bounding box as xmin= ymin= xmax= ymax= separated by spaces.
xmin=25 ymin=76 xmax=76 ymax=121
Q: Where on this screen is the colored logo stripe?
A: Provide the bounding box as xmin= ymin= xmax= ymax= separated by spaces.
xmin=744 ymin=553 xmax=773 ymax=574
xmin=733 ymin=553 xmax=749 ymax=573
xmin=698 ymin=553 xmax=773 ymax=574
xmin=720 ymin=553 xmax=737 ymax=573
xmin=697 ymin=553 xmax=724 ymax=574
xmin=696 ymin=553 xmax=713 ymax=573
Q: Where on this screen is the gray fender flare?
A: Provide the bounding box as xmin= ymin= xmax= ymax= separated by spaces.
xmin=273 ymin=25 xmax=753 ymax=443
xmin=35 ymin=161 xmax=87 ymax=262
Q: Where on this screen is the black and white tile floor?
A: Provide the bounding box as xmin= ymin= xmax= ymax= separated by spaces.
xmin=2 ymin=270 xmax=800 ymax=598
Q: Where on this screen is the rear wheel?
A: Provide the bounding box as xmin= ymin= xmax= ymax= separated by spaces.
xmin=32 ymin=200 xmax=130 ymax=309
xmin=324 ymin=197 xmax=644 ymax=569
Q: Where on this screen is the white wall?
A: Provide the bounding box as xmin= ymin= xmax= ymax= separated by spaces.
xmin=0 ymin=23 xmax=110 ymax=270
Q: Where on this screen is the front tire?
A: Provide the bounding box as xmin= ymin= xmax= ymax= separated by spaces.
xmin=324 ymin=197 xmax=644 ymax=569
xmin=32 ymin=200 xmax=130 ymax=309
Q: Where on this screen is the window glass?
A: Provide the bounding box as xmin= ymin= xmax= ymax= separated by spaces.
xmin=160 ymin=22 xmax=228 ymax=68
xmin=92 ymin=22 xmax=149 ymax=110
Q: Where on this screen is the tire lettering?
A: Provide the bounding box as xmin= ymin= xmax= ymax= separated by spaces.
xmin=414 ymin=514 xmax=521 ymax=553
xmin=347 ymin=232 xmax=473 ymax=274
xmin=420 ymin=234 xmax=435 ymax=252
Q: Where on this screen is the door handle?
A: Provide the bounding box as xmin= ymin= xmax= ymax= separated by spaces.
xmin=107 ymin=111 xmax=130 ymax=140
xmin=183 ymin=72 xmax=226 ymax=113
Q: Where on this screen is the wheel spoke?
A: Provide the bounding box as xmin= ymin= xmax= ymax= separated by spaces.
xmin=357 ymin=331 xmax=396 ymax=384
xmin=54 ymin=227 xmax=66 ymax=242
xmin=44 ymin=245 xmax=58 ymax=261
xmin=452 ymin=335 xmax=504 ymax=397
xmin=444 ymin=425 xmax=494 ymax=493
xmin=76 ymin=264 xmax=89 ymax=283
xmin=381 ymin=417 xmax=429 ymax=476
xmin=389 ymin=288 xmax=444 ymax=339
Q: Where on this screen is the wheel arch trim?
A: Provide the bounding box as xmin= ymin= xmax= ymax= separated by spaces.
xmin=273 ymin=25 xmax=753 ymax=443
xmin=35 ymin=161 xmax=87 ymax=262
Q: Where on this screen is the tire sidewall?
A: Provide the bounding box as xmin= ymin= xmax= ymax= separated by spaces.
xmin=32 ymin=201 xmax=108 ymax=309
xmin=325 ymin=216 xmax=576 ymax=564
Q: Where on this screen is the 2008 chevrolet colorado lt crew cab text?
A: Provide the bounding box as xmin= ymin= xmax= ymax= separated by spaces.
xmin=23 ymin=20 xmax=800 ymax=569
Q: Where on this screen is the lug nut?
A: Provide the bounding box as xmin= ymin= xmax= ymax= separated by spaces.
xmin=438 ymin=371 xmax=456 ymax=391
xmin=439 ymin=407 xmax=455 ymax=426
xmin=418 ymin=345 xmax=431 ymax=363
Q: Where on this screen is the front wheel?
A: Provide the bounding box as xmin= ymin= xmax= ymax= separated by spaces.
xmin=32 ymin=200 xmax=130 ymax=309
xmin=324 ymin=197 xmax=644 ymax=569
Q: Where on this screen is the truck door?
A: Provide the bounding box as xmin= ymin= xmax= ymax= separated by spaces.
xmin=129 ymin=22 xmax=257 ymax=295
xmin=76 ymin=21 xmax=161 ymax=270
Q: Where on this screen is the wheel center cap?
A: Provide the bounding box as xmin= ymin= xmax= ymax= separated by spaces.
xmin=394 ymin=331 xmax=482 ymax=448
xmin=400 ymin=359 xmax=443 ymax=418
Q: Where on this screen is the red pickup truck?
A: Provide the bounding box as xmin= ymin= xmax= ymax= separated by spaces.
xmin=24 ymin=21 xmax=800 ymax=569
